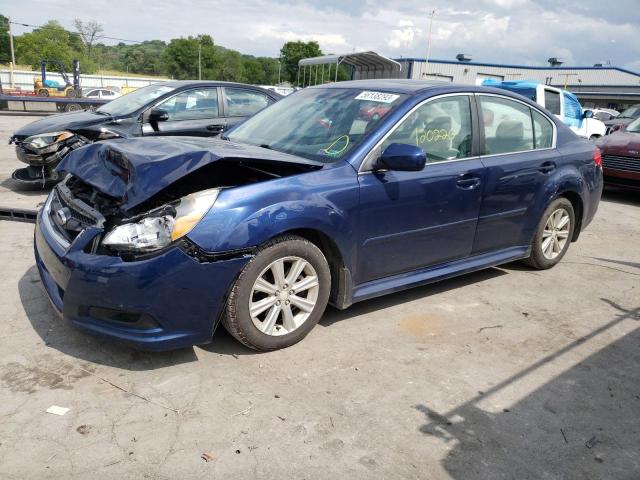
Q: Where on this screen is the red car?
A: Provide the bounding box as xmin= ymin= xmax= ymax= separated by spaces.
xmin=597 ymin=118 xmax=640 ymax=190
xmin=359 ymin=104 xmax=392 ymax=121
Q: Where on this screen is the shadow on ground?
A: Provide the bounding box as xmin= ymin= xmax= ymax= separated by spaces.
xmin=414 ymin=299 xmax=640 ymax=479
xmin=20 ymin=264 xmax=506 ymax=367
xmin=0 ymin=177 xmax=51 ymax=196
xmin=601 ymin=186 xmax=640 ymax=207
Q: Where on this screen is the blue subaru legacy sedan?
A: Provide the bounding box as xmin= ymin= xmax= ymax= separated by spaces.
xmin=34 ymin=80 xmax=603 ymax=351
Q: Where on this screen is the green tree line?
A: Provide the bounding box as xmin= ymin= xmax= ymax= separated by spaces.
xmin=0 ymin=15 xmax=345 ymax=85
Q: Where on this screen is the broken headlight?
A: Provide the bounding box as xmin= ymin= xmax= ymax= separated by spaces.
xmin=101 ymin=188 xmax=220 ymax=252
xmin=24 ymin=131 xmax=74 ymax=153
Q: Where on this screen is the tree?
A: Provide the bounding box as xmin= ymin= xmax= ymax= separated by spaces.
xmin=73 ymin=18 xmax=103 ymax=59
xmin=215 ymin=47 xmax=244 ymax=82
xmin=279 ymin=40 xmax=322 ymax=84
xmin=162 ymin=35 xmax=217 ymax=80
xmin=0 ymin=14 xmax=10 ymax=64
xmin=14 ymin=20 xmax=81 ymax=70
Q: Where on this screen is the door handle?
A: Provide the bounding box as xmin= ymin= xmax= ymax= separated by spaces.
xmin=456 ymin=173 xmax=481 ymax=189
xmin=206 ymin=124 xmax=225 ymax=132
xmin=539 ymin=161 xmax=556 ymax=174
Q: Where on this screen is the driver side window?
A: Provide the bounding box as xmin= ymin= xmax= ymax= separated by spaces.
xmin=154 ymin=88 xmax=219 ymax=121
xmin=381 ymin=96 xmax=472 ymax=163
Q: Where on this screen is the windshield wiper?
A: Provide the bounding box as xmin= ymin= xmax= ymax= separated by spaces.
xmin=259 ymin=144 xmax=273 ymax=150
xmin=93 ymin=110 xmax=111 ymax=116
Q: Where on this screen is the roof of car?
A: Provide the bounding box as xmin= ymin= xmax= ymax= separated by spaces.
xmin=156 ymin=80 xmax=266 ymax=88
xmin=153 ymin=80 xmax=282 ymax=97
xmin=313 ymin=79 xmax=449 ymax=94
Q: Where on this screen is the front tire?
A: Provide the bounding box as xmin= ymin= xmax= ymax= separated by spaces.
xmin=222 ymin=235 xmax=331 ymax=351
xmin=523 ymin=197 xmax=575 ymax=269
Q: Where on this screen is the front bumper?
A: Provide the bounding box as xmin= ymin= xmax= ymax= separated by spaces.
xmin=34 ymin=201 xmax=250 ymax=351
xmin=602 ymin=168 xmax=640 ymax=191
xmin=15 ymin=135 xmax=88 ymax=168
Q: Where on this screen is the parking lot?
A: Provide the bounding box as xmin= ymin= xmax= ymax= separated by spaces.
xmin=0 ymin=114 xmax=638 ymax=479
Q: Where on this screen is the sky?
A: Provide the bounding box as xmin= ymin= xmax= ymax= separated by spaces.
xmin=4 ymin=0 xmax=640 ymax=70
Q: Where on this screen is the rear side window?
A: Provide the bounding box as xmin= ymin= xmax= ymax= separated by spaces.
xmin=544 ymin=90 xmax=561 ymax=116
xmin=480 ymin=96 xmax=534 ymax=155
xmin=224 ymin=88 xmax=272 ymax=117
xmin=532 ymin=110 xmax=553 ymax=149
xmin=381 ymin=95 xmax=473 ymax=163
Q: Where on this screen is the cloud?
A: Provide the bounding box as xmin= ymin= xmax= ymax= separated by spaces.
xmin=482 ymin=0 xmax=528 ymax=8
xmin=249 ymin=25 xmax=348 ymax=53
xmin=2 ymin=0 xmax=639 ymax=70
xmin=388 ymin=23 xmax=422 ymax=49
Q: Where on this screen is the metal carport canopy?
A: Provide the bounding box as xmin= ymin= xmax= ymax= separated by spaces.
xmin=298 ymin=51 xmax=402 ymax=71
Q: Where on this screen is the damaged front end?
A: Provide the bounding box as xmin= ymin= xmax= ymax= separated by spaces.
xmin=11 ymin=128 xmax=122 ymax=189
xmin=35 ymin=137 xmax=323 ymax=349
xmin=49 ymin=137 xmax=322 ymax=261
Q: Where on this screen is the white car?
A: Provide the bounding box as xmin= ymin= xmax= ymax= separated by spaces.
xmin=586 ymin=108 xmax=620 ymax=122
xmin=84 ymin=88 xmax=121 ymax=100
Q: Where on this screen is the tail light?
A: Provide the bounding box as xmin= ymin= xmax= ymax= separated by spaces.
xmin=593 ymin=147 xmax=602 ymax=168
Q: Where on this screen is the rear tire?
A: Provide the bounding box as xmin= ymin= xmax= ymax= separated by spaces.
xmin=64 ymin=103 xmax=82 ymax=112
xmin=222 ymin=235 xmax=331 ymax=351
xmin=523 ymin=197 xmax=575 ymax=270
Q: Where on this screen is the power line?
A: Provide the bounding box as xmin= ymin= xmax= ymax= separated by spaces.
xmin=9 ymin=20 xmax=144 ymax=44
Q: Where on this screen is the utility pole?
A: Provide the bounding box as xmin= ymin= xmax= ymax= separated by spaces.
xmin=8 ymin=18 xmax=16 ymax=87
xmin=198 ymin=42 xmax=202 ymax=80
xmin=424 ymin=9 xmax=436 ymax=76
xmin=561 ymin=73 xmax=578 ymax=89
xmin=277 ymin=58 xmax=281 ymax=85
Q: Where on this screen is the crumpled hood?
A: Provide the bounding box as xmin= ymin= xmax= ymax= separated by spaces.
xmin=12 ymin=110 xmax=112 ymax=138
xmin=56 ymin=136 xmax=322 ymax=210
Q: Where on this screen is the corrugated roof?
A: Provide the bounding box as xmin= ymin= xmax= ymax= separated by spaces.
xmin=299 ymin=51 xmax=402 ymax=71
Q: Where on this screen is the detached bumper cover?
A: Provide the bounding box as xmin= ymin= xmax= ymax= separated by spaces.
xmin=34 ymin=207 xmax=250 ymax=350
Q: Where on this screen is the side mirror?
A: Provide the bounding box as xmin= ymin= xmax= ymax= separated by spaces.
xmin=149 ymin=108 xmax=169 ymax=123
xmin=583 ymin=110 xmax=594 ymax=119
xmin=378 ymin=143 xmax=426 ymax=172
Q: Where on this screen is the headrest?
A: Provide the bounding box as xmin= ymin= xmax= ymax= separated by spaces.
xmin=427 ymin=116 xmax=452 ymax=130
xmin=496 ymin=120 xmax=523 ymax=140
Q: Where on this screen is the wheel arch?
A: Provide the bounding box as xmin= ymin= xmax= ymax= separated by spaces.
xmin=555 ymin=189 xmax=584 ymax=241
xmin=266 ymin=227 xmax=353 ymax=310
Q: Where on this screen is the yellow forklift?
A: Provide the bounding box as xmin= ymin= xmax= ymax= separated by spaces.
xmin=34 ymin=59 xmax=81 ymax=97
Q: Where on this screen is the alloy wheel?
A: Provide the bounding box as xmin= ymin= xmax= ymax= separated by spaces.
xmin=249 ymin=256 xmax=319 ymax=336
xmin=541 ymin=208 xmax=571 ymax=260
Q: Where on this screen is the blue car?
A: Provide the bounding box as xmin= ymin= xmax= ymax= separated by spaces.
xmin=34 ymin=80 xmax=603 ymax=351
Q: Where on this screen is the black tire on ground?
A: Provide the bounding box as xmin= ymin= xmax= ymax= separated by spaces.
xmin=222 ymin=235 xmax=331 ymax=351
xmin=523 ymin=197 xmax=575 ymax=270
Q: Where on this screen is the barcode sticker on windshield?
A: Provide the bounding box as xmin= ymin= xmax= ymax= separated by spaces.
xmin=355 ymin=91 xmax=400 ymax=103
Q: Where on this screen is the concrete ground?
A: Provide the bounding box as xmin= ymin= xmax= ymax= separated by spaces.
xmin=0 ymin=114 xmax=51 ymax=211
xmin=0 ymin=115 xmax=638 ymax=479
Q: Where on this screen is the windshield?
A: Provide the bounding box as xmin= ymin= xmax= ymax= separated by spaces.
xmin=227 ymin=87 xmax=408 ymax=163
xmin=96 ymin=84 xmax=175 ymax=116
xmin=627 ymin=117 xmax=640 ymax=133
xmin=617 ymin=106 xmax=640 ymax=119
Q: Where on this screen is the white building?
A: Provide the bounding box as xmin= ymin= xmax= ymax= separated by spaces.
xmin=298 ymin=52 xmax=640 ymax=111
